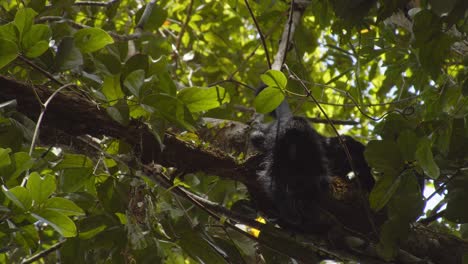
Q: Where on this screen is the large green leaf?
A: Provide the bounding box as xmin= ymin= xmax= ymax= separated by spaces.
xmin=0 ymin=23 xmax=18 ymax=43
xmin=13 ymin=8 xmax=37 ymax=37
xmin=22 ymin=24 xmax=51 ymax=58
xmin=365 ymin=140 xmax=404 ymax=176
xmin=102 ymin=75 xmax=125 ymax=105
xmin=0 ymin=152 xmax=34 ymax=184
xmin=0 ymin=39 xmax=18 ymax=69
xmin=178 ymin=86 xmax=230 ymax=112
xmin=26 ymin=172 xmax=56 ymax=205
xmin=0 ymin=148 xmax=12 ymax=168
xmin=260 ymin=70 xmax=287 ymax=89
xmin=369 ymin=173 xmax=401 ymax=211
xmin=124 ymin=69 xmax=145 ymax=97
xmin=253 ymin=87 xmax=285 ymax=114
xmin=55 ymin=154 xmax=93 ymax=170
xmin=415 ymin=138 xmax=440 ymax=179
xmin=397 ymin=130 xmax=418 ymax=162
xmin=31 ymin=209 xmax=77 ymax=237
xmin=43 ymin=197 xmax=84 ymax=216
xmin=106 ymin=100 xmax=130 ymax=126
xmin=74 ymin=27 xmax=114 ymax=53
xmin=2 ymin=185 xmax=32 ymax=211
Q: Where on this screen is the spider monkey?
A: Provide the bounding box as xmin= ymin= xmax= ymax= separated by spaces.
xmin=250 ymin=83 xmax=374 ymax=230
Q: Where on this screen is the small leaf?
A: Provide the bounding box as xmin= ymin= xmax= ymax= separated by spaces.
xmin=415 ymin=138 xmax=440 ymax=179
xmin=22 ymin=24 xmax=51 ymax=58
xmin=74 ymin=27 xmax=114 ymax=53
xmin=31 ymin=210 xmax=77 ymax=237
xmin=2 ymin=185 xmax=32 ymax=211
xmin=260 ymin=70 xmax=287 ymax=90
xmin=102 ymin=74 xmax=125 ymax=105
xmin=13 ymin=8 xmax=37 ymax=37
xmin=178 ymin=86 xmax=230 ymax=112
xmin=55 ymin=154 xmax=93 ymax=170
xmin=365 ymin=140 xmax=404 ymax=176
xmin=253 ymin=87 xmax=285 ymax=114
xmin=0 ymin=148 xmax=12 ymax=168
xmin=26 ymin=172 xmax=56 ymax=205
xmin=124 ymin=69 xmax=145 ymax=97
xmin=44 ymin=197 xmax=84 ymax=216
xmin=369 ymin=175 xmax=401 ymax=211
xmin=0 ymin=39 xmax=18 ymax=69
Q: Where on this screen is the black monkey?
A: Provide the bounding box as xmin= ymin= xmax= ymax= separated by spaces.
xmin=250 ymin=85 xmax=329 ymax=229
xmin=250 ymin=84 xmax=374 ymax=230
xmin=323 ymin=136 xmax=374 ymax=191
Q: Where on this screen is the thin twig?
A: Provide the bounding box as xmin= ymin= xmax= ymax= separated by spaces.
xmin=18 ymin=55 xmax=63 ymax=86
xmin=36 ymin=16 xmax=148 ymax=41
xmin=244 ymin=0 xmax=272 ymax=69
xmin=22 ymin=83 xmax=75 ymax=186
xmin=21 ymin=240 xmax=66 ymax=264
xmin=73 ymin=0 xmax=119 ymax=6
xmin=175 ymin=0 xmax=194 ymax=53
xmin=208 ymin=79 xmax=255 ymax=91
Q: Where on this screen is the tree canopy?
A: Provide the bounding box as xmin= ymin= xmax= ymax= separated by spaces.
xmin=0 ymin=0 xmax=467 ymax=263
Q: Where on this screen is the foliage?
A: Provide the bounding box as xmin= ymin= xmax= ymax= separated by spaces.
xmin=0 ymin=0 xmax=467 ymax=263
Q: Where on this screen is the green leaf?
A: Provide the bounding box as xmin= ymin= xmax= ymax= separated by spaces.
xmin=178 ymin=230 xmax=229 ymax=264
xmin=26 ymin=172 xmax=56 ymax=205
xmin=102 ymin=74 xmax=125 ymax=105
xmin=124 ymin=69 xmax=145 ymax=97
xmin=377 ymin=218 xmax=406 ymax=260
xmin=140 ymin=4 xmax=167 ymax=31
xmin=58 ymin=168 xmax=93 ymax=193
xmin=55 ymin=37 xmax=83 ymax=71
xmin=22 ymin=24 xmax=51 ymax=58
xmin=0 ymin=148 xmax=12 ymax=168
xmin=365 ymin=140 xmax=404 ymax=176
xmin=74 ymin=27 xmax=114 ymax=53
xmin=178 ymin=86 xmax=230 ymax=112
xmin=397 ymin=130 xmax=418 ymax=161
xmin=253 ymin=87 xmax=285 ymax=114
xmin=106 ymin=100 xmax=130 ymax=126
xmin=0 ymin=39 xmax=18 ymax=69
xmin=415 ymin=138 xmax=440 ymax=179
xmin=95 ymin=53 xmax=121 ymax=74
xmin=260 ymin=70 xmax=287 ymax=89
xmin=31 ymin=210 xmax=77 ymax=237
xmin=14 ymin=8 xmax=37 ymax=37
xmin=388 ymin=171 xmax=425 ymax=221
xmin=369 ymin=174 xmax=401 ymax=211
xmin=142 ymin=94 xmax=195 ymax=131
xmin=55 ymin=154 xmax=93 ymax=170
xmin=2 ymin=185 xmax=32 ymax=211
xmin=0 ymin=23 xmax=19 ymax=43
xmin=44 ymin=197 xmax=84 ymax=216
xmin=1 ymin=152 xmax=34 ymax=184
xmin=445 ymin=189 xmax=468 ymax=223
xmin=24 ymin=40 xmax=48 ymax=58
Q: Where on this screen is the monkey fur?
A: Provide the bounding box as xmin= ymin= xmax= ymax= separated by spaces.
xmin=250 ymin=85 xmax=374 ymax=230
